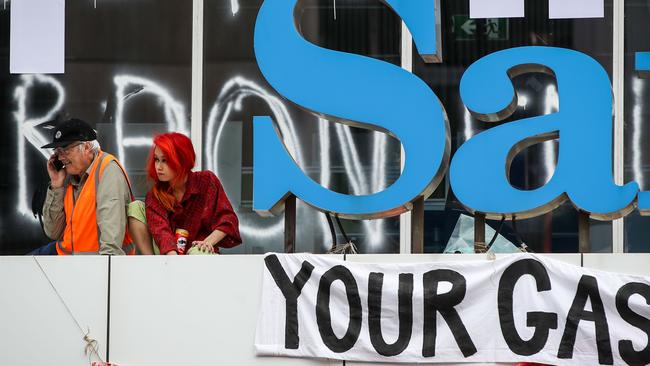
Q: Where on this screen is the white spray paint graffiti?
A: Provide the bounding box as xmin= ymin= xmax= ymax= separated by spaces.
xmin=15 ymin=74 xmax=391 ymax=249
xmin=122 ymin=137 xmax=154 ymax=147
xmin=14 ymin=75 xmax=65 ymax=218
xmin=633 ymin=78 xmax=644 ymax=190
xmin=543 ymin=84 xmax=559 ymax=184
xmin=368 ymin=131 xmax=387 ymax=244
xmin=113 ymin=75 xmax=189 ymax=171
xmin=463 ymin=107 xmax=474 ymax=142
xmin=14 ymin=74 xmax=186 ymax=216
xmin=333 ymin=121 xmax=386 ymax=245
xmin=230 ymin=0 xmax=239 ymax=16
xmin=205 ymin=76 xmax=390 ymax=247
xmin=204 ymin=76 xmax=326 ymax=241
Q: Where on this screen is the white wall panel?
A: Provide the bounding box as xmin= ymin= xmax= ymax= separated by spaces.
xmin=583 ymin=253 xmax=650 ymax=276
xmin=0 ymin=256 xmax=108 ymax=366
xmin=1 ymin=254 xmax=644 ymax=366
xmin=109 ymin=255 xmax=341 ymax=366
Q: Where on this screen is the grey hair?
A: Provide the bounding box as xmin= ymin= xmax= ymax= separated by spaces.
xmin=83 ymin=140 xmax=101 ymax=153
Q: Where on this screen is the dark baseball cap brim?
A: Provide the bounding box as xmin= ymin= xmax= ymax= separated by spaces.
xmin=41 ymin=140 xmax=79 ymax=149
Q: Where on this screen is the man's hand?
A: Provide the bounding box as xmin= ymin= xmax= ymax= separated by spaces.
xmin=47 ymin=154 xmax=66 ymax=189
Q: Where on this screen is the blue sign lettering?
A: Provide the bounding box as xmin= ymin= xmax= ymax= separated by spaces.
xmin=452 ymin=46 xmax=638 ymax=220
xmin=253 ymin=0 xmax=449 ymax=218
xmin=253 ymin=1 xmax=648 ymax=222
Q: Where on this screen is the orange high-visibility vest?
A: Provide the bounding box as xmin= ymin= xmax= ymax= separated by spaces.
xmin=56 ymin=152 xmax=135 ymax=255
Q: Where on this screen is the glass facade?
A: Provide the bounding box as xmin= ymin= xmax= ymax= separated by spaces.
xmin=0 ymin=0 xmax=192 ymax=254
xmin=415 ymin=0 xmax=615 ymax=253
xmin=0 ymin=0 xmax=645 ymax=255
xmin=624 ymin=0 xmax=650 ymax=252
xmin=203 ymin=0 xmax=402 ymax=254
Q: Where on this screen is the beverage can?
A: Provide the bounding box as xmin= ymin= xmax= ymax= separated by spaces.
xmin=175 ymin=228 xmax=189 ymax=254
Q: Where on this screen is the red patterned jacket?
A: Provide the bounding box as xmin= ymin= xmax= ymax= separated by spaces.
xmin=146 ymin=171 xmax=241 ymax=254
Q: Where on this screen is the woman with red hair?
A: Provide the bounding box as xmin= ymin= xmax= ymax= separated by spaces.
xmin=128 ymin=132 xmax=241 ymax=255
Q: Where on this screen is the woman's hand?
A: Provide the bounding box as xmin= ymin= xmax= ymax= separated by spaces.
xmin=166 ymin=250 xmax=178 ymax=255
xmin=192 ymin=241 xmax=215 ymax=254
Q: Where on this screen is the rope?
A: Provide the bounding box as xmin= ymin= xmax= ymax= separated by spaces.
xmin=486 ymin=215 xmax=506 ymax=250
xmin=328 ymin=241 xmax=358 ymax=255
xmin=335 ymin=216 xmax=351 ymax=243
xmin=33 ymin=257 xmax=104 ymax=365
xmin=83 ymin=329 xmax=100 ymax=358
xmin=511 ymin=215 xmax=532 ymax=253
xmin=326 ymin=214 xmax=358 ymax=257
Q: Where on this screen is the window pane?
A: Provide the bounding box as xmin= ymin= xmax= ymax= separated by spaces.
xmin=0 ymin=1 xmax=192 ymax=254
xmin=203 ymin=0 xmax=402 ymax=254
xmin=415 ymin=1 xmax=614 ymax=253
xmin=624 ymin=1 xmax=650 ymax=252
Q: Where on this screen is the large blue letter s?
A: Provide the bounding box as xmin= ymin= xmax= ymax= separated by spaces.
xmin=253 ymin=0 xmax=449 ymax=219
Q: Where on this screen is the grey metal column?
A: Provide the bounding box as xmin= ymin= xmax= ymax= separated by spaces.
xmin=612 ymin=0 xmax=625 ymax=253
xmin=411 ymin=197 xmax=424 ymax=253
xmin=474 ymin=213 xmax=486 ymax=253
xmin=578 ymin=212 xmax=590 ymax=253
xmin=284 ymin=195 xmax=296 ymax=253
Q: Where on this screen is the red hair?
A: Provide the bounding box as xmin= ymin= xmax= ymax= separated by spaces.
xmin=147 ymin=132 xmax=196 ymax=212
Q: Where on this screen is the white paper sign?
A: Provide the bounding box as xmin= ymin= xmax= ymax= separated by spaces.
xmin=256 ymin=253 xmax=650 ymax=365
xmin=10 ymin=0 xmax=65 ymax=74
xmin=549 ymin=0 xmax=604 ymax=19
xmin=470 ymin=0 xmax=524 ymax=19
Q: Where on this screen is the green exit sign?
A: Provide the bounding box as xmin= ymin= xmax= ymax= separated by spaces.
xmin=452 ymin=15 xmax=509 ymax=41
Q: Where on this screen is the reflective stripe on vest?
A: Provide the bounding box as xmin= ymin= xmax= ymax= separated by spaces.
xmin=57 ymin=151 xmax=135 ymax=255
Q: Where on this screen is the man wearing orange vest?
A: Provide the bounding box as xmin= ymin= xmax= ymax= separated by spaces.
xmin=40 ymin=118 xmax=135 ymax=255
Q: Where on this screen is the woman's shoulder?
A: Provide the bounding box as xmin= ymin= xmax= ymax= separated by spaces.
xmin=144 ymin=190 xmax=162 ymax=209
xmin=193 ymin=170 xmax=222 ymax=186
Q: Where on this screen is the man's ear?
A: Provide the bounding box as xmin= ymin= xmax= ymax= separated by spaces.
xmin=83 ymin=142 xmax=93 ymax=155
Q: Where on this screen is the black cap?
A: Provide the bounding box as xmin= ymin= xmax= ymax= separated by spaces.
xmin=41 ymin=118 xmax=97 ymax=149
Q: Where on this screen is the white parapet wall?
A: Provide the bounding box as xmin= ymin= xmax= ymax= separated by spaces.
xmin=0 ymin=256 xmax=109 ymax=366
xmin=0 ymin=253 xmax=648 ymax=366
xmin=109 ymin=255 xmax=339 ymax=366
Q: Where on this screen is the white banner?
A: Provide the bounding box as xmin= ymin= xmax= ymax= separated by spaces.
xmin=255 ymin=253 xmax=650 ymax=365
